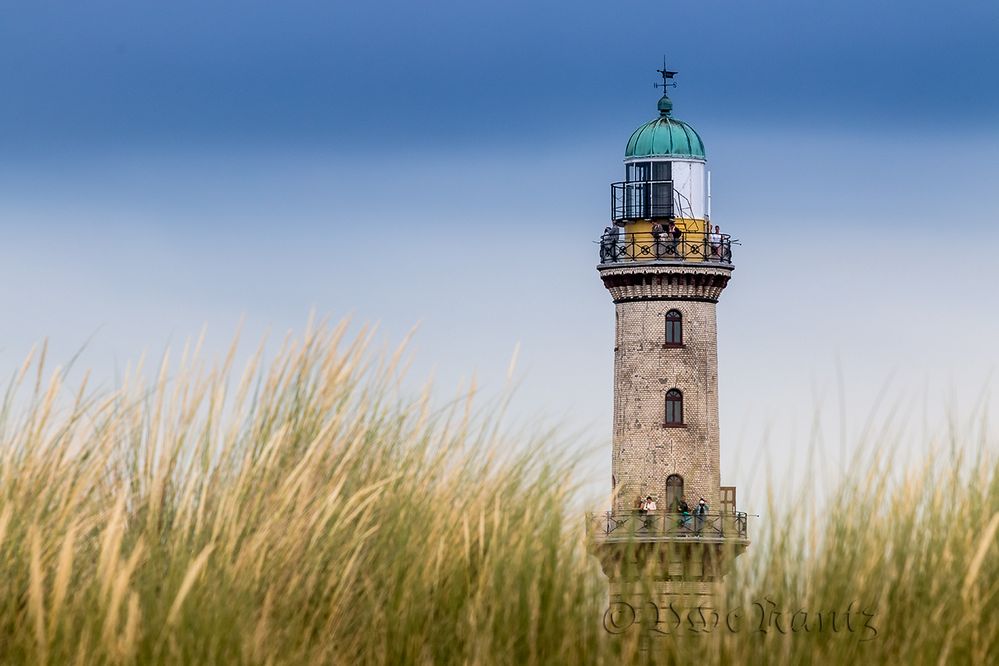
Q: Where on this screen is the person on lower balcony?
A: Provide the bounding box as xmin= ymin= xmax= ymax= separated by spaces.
xmin=677 ymin=496 xmax=691 ymax=530
xmin=695 ymin=497 xmax=709 ymax=533
xmin=642 ymin=495 xmax=657 ymax=529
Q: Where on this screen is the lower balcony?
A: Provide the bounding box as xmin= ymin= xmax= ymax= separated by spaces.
xmin=586 ymin=511 xmax=749 ymax=544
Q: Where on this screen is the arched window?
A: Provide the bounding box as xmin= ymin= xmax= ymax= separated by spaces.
xmin=664 ymin=309 xmax=683 ymax=347
xmin=665 ymin=474 xmax=684 ymax=512
xmin=665 ymin=389 xmax=683 ymax=426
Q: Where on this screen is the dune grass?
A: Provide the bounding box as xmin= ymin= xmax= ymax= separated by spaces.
xmin=0 ymin=321 xmax=994 ymax=664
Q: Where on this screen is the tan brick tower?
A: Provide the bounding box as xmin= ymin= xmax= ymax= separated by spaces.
xmin=589 ymin=65 xmax=748 ymax=618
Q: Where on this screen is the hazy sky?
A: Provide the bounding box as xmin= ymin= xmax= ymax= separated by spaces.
xmin=2 ymin=1 xmax=998 ymax=510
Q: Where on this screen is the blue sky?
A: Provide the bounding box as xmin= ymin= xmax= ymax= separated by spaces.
xmin=1 ymin=1 xmax=998 ymax=508
xmin=2 ymin=0 xmax=997 ymax=154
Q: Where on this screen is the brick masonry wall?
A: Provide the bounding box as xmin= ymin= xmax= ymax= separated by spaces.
xmin=594 ymin=263 xmax=744 ymax=596
xmin=612 ymin=298 xmax=721 ymax=512
xmin=600 ymin=263 xmax=733 ymax=514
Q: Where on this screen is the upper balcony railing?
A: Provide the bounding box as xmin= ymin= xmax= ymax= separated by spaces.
xmin=598 ymin=231 xmax=733 ymax=265
xmin=587 ymin=511 xmax=749 ymax=542
xmin=611 ymin=180 xmax=675 ymax=222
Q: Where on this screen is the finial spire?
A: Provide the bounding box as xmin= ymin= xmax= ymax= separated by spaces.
xmin=654 ymin=56 xmax=677 ymax=117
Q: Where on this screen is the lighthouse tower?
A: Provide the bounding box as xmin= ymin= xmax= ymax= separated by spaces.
xmin=589 ymin=66 xmax=748 ymax=608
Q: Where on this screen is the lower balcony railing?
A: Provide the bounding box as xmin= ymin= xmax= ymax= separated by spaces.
xmin=586 ymin=511 xmax=749 ymax=541
xmin=598 ymin=232 xmax=733 ymax=265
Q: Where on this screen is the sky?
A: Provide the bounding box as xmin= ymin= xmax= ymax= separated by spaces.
xmin=2 ymin=1 xmax=998 ymax=511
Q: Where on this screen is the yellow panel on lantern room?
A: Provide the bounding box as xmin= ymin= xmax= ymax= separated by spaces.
xmin=622 ymin=218 xmax=710 ymax=262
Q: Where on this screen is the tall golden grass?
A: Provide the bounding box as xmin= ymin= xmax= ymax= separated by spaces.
xmin=0 ymin=321 xmax=994 ymax=664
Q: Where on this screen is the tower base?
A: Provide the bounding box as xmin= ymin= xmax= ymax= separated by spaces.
xmin=592 ymin=538 xmax=748 ymax=636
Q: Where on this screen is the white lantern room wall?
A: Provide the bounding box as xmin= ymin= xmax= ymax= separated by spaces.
xmin=622 ymin=157 xmax=707 ymax=228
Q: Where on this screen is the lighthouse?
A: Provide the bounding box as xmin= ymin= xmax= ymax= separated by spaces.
xmin=589 ymin=65 xmax=749 ymax=611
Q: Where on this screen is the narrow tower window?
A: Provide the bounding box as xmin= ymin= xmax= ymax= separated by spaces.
xmin=664 ymin=309 xmax=683 ymax=347
xmin=665 ymin=474 xmax=684 ymax=511
xmin=664 ymin=389 xmax=684 ymax=426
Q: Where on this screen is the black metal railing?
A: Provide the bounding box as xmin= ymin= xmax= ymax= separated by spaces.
xmin=598 ymin=231 xmax=733 ymax=265
xmin=586 ymin=511 xmax=749 ymax=541
xmin=611 ymin=180 xmax=674 ymax=222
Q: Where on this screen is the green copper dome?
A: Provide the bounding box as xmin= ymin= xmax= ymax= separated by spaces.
xmin=625 ymin=93 xmax=705 ymax=159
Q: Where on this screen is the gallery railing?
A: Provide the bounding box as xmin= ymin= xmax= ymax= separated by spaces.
xmin=598 ymin=231 xmax=733 ymax=265
xmin=586 ymin=511 xmax=749 ymax=541
xmin=611 ymin=180 xmax=675 ymax=222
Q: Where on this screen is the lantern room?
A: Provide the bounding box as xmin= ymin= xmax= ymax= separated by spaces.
xmin=603 ymin=65 xmax=727 ymax=264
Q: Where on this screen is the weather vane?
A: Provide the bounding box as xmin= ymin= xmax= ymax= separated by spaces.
xmin=655 ymin=56 xmax=678 ymax=92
